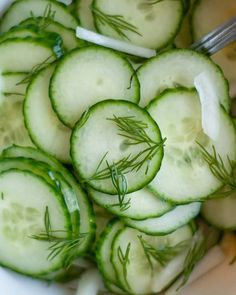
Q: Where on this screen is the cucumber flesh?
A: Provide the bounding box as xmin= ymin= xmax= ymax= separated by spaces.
xmin=2 ymin=73 xmax=28 ymax=96
xmin=71 ymin=100 xmax=164 ymax=194
xmin=0 ymin=0 xmax=78 ymax=33
xmin=147 ymin=88 xmax=236 ymax=203
xmin=24 ymin=64 xmax=71 ymax=163
xmin=0 ymin=169 xmax=71 ymax=276
xmin=77 ymin=0 xmax=96 ymax=31
xmin=138 ymin=49 xmax=230 ymax=112
xmin=89 ymin=187 xmax=173 ymax=220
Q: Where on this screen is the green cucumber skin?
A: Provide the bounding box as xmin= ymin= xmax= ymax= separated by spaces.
xmin=49 ymin=45 xmax=140 ymax=128
xmin=2 ymin=145 xmax=96 ymax=256
xmin=0 ymin=168 xmax=72 ymax=278
xmin=71 ymin=99 xmax=164 ymax=195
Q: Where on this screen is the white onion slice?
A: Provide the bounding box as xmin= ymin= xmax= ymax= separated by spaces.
xmin=76 ymin=27 xmax=156 ymax=59
xmin=76 ymin=268 xmax=105 ymax=295
xmin=194 ymin=71 xmax=220 ymax=141
xmin=57 ymin=0 xmax=72 ymax=5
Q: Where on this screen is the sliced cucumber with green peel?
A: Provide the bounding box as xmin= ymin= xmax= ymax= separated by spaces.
xmin=123 ymin=202 xmax=201 ymax=235
xmin=76 ymin=0 xmax=96 ymax=31
xmin=147 ymin=88 xmax=236 ymax=203
xmin=111 ymin=225 xmax=193 ymax=294
xmin=88 ymin=187 xmax=173 ymax=220
xmin=96 ymin=219 xmax=124 ymax=286
xmin=201 ymin=190 xmax=236 ymax=230
xmin=138 ymin=49 xmax=230 ymax=111
xmin=0 ymin=27 xmax=38 ymax=43
xmin=0 ymin=0 xmax=78 ymax=33
xmin=2 ymin=145 xmax=95 ymax=256
xmin=71 ymin=100 xmax=164 ymax=194
xmin=2 ymin=73 xmax=28 ymax=96
xmin=0 ymin=169 xmax=71 ymax=276
xmin=50 ymin=46 xmax=140 ymax=127
xmin=92 ymin=0 xmax=184 ymax=50
xmin=24 ymin=64 xmax=71 ymax=163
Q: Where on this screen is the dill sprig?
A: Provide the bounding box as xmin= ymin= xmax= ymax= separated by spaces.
xmin=31 ymin=206 xmax=87 ymax=268
xmin=16 ymin=55 xmax=54 ymax=85
xmin=145 ymin=0 xmax=179 ymax=5
xmin=198 ymin=143 xmax=236 ymax=193
xmin=30 ymin=3 xmax=56 ymax=31
xmin=92 ymin=7 xmax=141 ymax=40
xmin=177 ymin=232 xmax=207 ymax=290
xmin=138 ymin=235 xmax=188 ymax=271
xmin=117 ymin=243 xmax=131 ymax=290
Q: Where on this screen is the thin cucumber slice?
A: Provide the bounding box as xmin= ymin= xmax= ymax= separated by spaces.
xmin=111 ymin=225 xmax=193 ymax=294
xmin=24 ymin=64 xmax=71 ymax=163
xmin=0 ymin=0 xmax=78 ymax=33
xmin=2 ymin=73 xmax=28 ymax=96
xmin=147 ymin=88 xmax=236 ymax=203
xmin=0 ymin=169 xmax=71 ymax=276
xmin=191 ymin=0 xmax=236 ymax=97
xmin=123 ymin=202 xmax=201 ymax=235
xmin=2 ymin=145 xmax=95 ymax=256
xmin=21 ymin=18 xmax=85 ymax=51
xmin=0 ymin=38 xmax=56 ymax=73
xmin=92 ymin=0 xmax=184 ymax=50
xmin=0 ymin=95 xmax=33 ymax=153
xmin=96 ymin=219 xmax=124 ymax=285
xmin=88 ymin=187 xmax=173 ymax=220
xmin=76 ymin=0 xmax=96 ymax=31
xmin=0 ymin=157 xmax=80 ymax=235
xmin=50 ymin=46 xmax=140 ymax=127
xmin=0 ymin=27 xmax=38 ymax=43
xmin=201 ymin=190 xmax=236 ymax=230
xmin=138 ymin=49 xmax=230 ymax=111
xmin=71 ymin=100 xmax=164 ymax=194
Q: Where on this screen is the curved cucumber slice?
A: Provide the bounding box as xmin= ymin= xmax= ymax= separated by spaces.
xmin=201 ymin=190 xmax=236 ymax=230
xmin=138 ymin=49 xmax=230 ymax=111
xmin=93 ymin=0 xmax=184 ymax=50
xmin=88 ymin=187 xmax=173 ymax=220
xmin=123 ymin=202 xmax=201 ymax=235
xmin=0 ymin=27 xmax=38 ymax=43
xmin=147 ymin=88 xmax=236 ymax=203
xmin=50 ymin=46 xmax=140 ymax=127
xmin=24 ymin=64 xmax=71 ymax=163
xmin=111 ymin=225 xmax=193 ymax=294
xmin=2 ymin=145 xmax=95 ymax=256
xmin=71 ymin=100 xmax=164 ymax=194
xmin=191 ymin=0 xmax=236 ymax=96
xmin=0 ymin=0 xmax=78 ymax=33
xmin=0 ymin=169 xmax=71 ymax=276
xmin=76 ymin=0 xmax=96 ymax=31
xmin=2 ymin=73 xmax=28 ymax=96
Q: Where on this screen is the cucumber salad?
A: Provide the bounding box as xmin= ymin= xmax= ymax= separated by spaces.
xmin=0 ymin=0 xmax=235 ymax=294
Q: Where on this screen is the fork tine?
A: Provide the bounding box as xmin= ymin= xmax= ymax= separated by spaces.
xmin=190 ymin=16 xmax=236 ymax=55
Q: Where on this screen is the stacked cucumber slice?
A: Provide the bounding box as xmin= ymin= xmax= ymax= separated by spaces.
xmin=0 ymin=0 xmax=235 ymax=294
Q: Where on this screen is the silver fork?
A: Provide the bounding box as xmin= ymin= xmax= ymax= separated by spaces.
xmin=190 ymin=16 xmax=236 ymax=55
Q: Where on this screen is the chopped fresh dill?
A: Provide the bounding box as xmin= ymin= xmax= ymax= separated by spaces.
xmin=31 ymin=206 xmax=87 ymax=268
xmin=138 ymin=235 xmax=188 ymax=271
xmin=92 ymin=7 xmax=141 ymax=40
xmin=145 ymin=0 xmax=179 ymax=5
xmin=30 ymin=3 xmax=56 ymax=31
xmin=3 ymin=92 xmax=24 ymax=97
xmin=117 ymin=243 xmax=131 ymax=290
xmin=1 ymin=192 xmax=4 ymax=200
xmin=198 ymin=143 xmax=236 ymax=194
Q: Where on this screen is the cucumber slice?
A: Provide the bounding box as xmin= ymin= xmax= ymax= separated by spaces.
xmin=0 ymin=0 xmax=78 ymax=33
xmin=147 ymin=88 xmax=236 ymax=203
xmin=0 ymin=27 xmax=38 ymax=43
xmin=88 ymin=187 xmax=173 ymax=220
xmin=123 ymin=202 xmax=201 ymax=235
xmin=92 ymin=0 xmax=184 ymax=50
xmin=2 ymin=73 xmax=28 ymax=96
xmin=111 ymin=225 xmax=193 ymax=294
xmin=21 ymin=18 xmax=85 ymax=51
xmin=2 ymin=145 xmax=95 ymax=256
xmin=0 ymin=169 xmax=71 ymax=276
xmin=71 ymin=100 xmax=164 ymax=194
xmin=76 ymin=0 xmax=96 ymax=31
xmin=50 ymin=46 xmax=140 ymax=127
xmin=96 ymin=219 xmax=124 ymax=286
xmin=24 ymin=64 xmax=71 ymax=163
xmin=138 ymin=49 xmax=230 ymax=112
xmin=201 ymin=191 xmax=236 ymax=230
xmin=191 ymin=0 xmax=236 ymax=97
